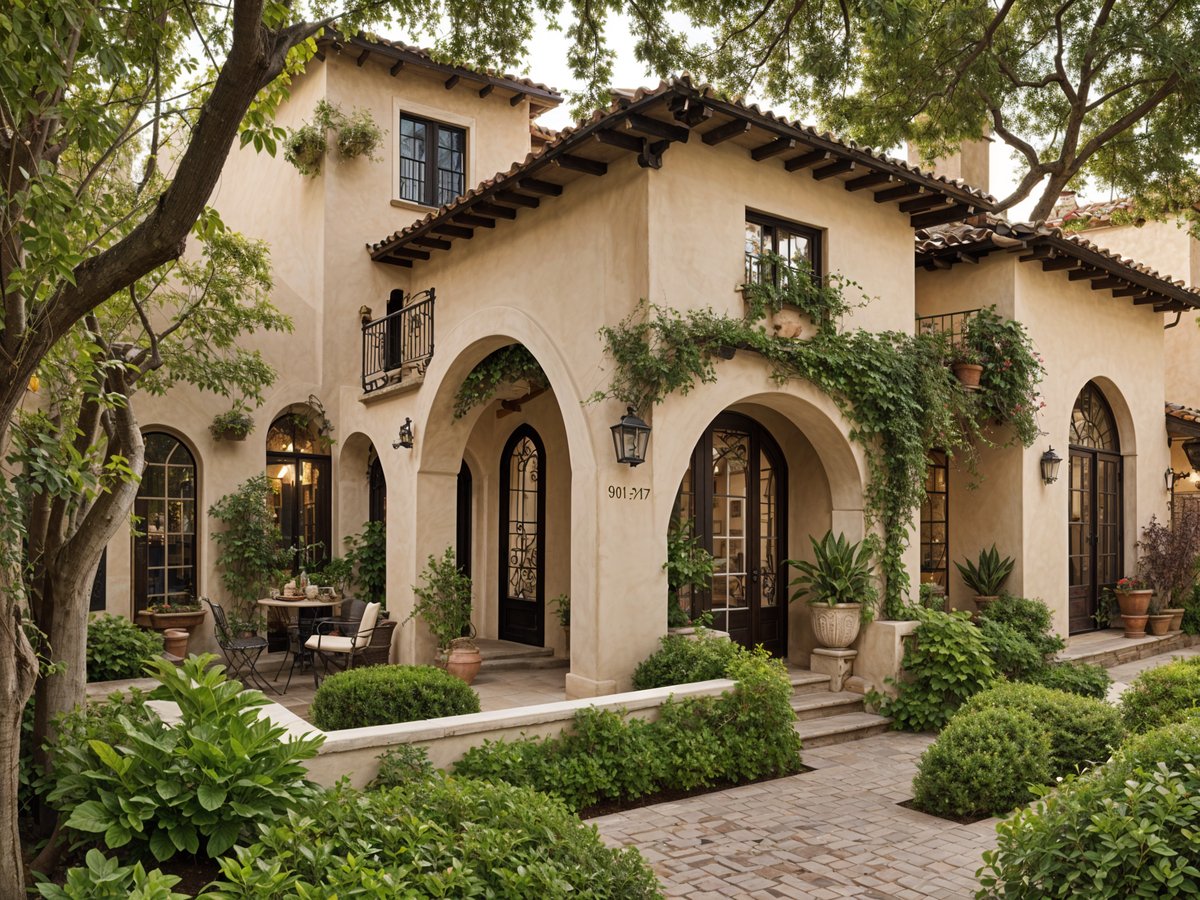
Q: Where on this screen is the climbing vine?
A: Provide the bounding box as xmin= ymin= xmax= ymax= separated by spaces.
xmin=591 ymin=297 xmax=1044 ymax=618
xmin=453 ymin=345 xmax=549 ymax=418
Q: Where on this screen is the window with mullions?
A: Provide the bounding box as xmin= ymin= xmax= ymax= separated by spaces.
xmin=921 ymin=450 xmax=949 ymax=589
xmin=744 ymin=212 xmax=822 ymax=285
xmin=399 ymin=113 xmax=466 ymax=207
xmin=266 ymin=415 xmax=332 ymax=571
xmin=133 ymin=433 xmax=197 ymax=609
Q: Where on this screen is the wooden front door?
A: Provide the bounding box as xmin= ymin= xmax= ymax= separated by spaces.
xmin=675 ymin=414 xmax=788 ymax=656
xmin=1067 ymin=383 xmax=1122 ymax=634
xmin=499 ymin=425 xmax=544 ymax=646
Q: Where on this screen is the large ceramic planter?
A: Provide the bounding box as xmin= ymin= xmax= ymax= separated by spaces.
xmin=1115 ymin=590 xmax=1152 ymax=638
xmin=445 ymin=638 xmax=482 ymax=685
xmin=973 ymin=595 xmax=1000 ymax=616
xmin=148 ymin=610 xmax=206 ymax=632
xmin=1147 ymin=614 xmax=1173 ymax=636
xmin=810 ymin=603 xmax=863 ymax=649
xmin=1165 ymin=608 xmax=1185 ymax=633
xmin=952 ymin=362 xmax=983 ymax=389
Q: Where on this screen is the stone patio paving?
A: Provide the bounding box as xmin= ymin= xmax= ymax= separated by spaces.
xmin=594 ymin=732 xmax=996 ymax=900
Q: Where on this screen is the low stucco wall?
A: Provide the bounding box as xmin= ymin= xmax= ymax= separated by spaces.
xmin=854 ymin=619 xmax=920 ymax=698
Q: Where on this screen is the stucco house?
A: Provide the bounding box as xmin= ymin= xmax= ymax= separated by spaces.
xmin=93 ymin=33 xmax=1200 ymax=696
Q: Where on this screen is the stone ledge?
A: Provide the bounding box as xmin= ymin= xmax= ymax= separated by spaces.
xmin=359 ymin=374 xmax=424 ymax=404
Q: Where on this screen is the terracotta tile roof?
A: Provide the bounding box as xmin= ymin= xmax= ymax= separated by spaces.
xmin=368 ymin=76 xmax=995 ymax=264
xmin=915 ymin=216 xmax=1200 ymax=311
xmin=1167 ymin=402 xmax=1200 ymax=438
xmin=1048 ymin=195 xmax=1139 ymax=230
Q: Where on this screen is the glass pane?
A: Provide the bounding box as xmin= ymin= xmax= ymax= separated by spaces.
xmin=266 ymin=422 xmax=294 ymax=453
xmin=506 ymin=436 xmax=540 ymax=601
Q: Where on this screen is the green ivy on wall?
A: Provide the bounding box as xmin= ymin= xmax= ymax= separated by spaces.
xmin=453 ymin=345 xmax=548 ymax=418
xmin=591 ymin=293 xmax=1044 ymax=619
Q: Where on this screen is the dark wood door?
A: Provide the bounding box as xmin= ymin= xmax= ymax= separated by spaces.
xmin=499 ymin=426 xmax=544 ymax=646
xmin=675 ymin=414 xmax=787 ymax=656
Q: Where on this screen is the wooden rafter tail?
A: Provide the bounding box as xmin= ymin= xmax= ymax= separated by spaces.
xmin=812 ymin=159 xmax=855 ymax=180
xmin=701 ymin=118 xmax=751 ymax=145
xmin=844 ymin=171 xmax=893 ymax=191
xmin=625 ymin=113 xmax=690 ymax=143
xmin=554 ymin=154 xmax=607 ymax=176
xmin=519 ymin=178 xmax=564 ymax=196
xmin=910 ymin=204 xmax=972 ymax=229
xmin=750 ymin=136 xmax=796 ymax=161
xmin=784 ymin=149 xmax=831 ymax=172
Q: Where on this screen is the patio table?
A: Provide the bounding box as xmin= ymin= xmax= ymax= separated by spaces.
xmin=259 ymin=596 xmax=345 ymax=690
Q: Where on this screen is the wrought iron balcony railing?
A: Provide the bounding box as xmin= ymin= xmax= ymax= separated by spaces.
xmin=915 ymin=308 xmax=980 ymax=346
xmin=362 ymin=288 xmax=435 ymax=394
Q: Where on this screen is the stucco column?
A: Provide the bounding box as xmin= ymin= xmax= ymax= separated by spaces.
xmin=392 ymin=466 xmax=457 ymax=665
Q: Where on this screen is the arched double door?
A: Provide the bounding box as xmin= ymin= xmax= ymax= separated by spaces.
xmin=674 ymin=413 xmax=788 ymax=656
xmin=1068 ymin=383 xmax=1122 ymax=634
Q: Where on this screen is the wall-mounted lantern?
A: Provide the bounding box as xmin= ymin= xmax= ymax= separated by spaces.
xmin=1165 ymin=467 xmax=1190 ymax=493
xmin=393 ymin=417 xmax=414 ymax=450
xmin=1039 ymin=447 xmax=1062 ymax=484
xmin=1183 ymin=438 xmax=1200 ymax=470
xmin=611 ymin=406 xmax=651 ymax=467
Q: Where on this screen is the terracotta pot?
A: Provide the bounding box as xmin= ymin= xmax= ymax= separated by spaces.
xmin=149 ymin=610 xmax=206 ymax=632
xmin=974 ymin=595 xmax=1000 ymax=616
xmin=1148 ymin=614 xmax=1173 ymax=636
xmin=952 ymin=362 xmax=983 ymax=388
xmin=810 ymin=603 xmax=863 ymax=649
xmin=1115 ymin=589 xmax=1152 ymax=621
xmin=134 ymin=610 xmax=153 ymax=629
xmin=1165 ymin=608 xmax=1186 ymax=633
xmin=162 ymin=628 xmax=189 ymax=658
xmin=1121 ymin=614 xmax=1149 ymax=639
xmin=445 ymin=639 xmax=482 ymax=685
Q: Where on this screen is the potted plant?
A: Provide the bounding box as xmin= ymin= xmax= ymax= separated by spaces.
xmin=1147 ymin=591 xmax=1173 ymax=636
xmin=409 ymin=547 xmax=480 ymax=684
xmin=954 ymin=545 xmax=1015 ymax=614
xmin=1136 ymin=513 xmax=1200 ymax=635
xmin=1114 ymin=575 xmax=1152 ymax=638
xmin=209 ymin=403 xmax=255 ymax=442
xmin=143 ymin=596 xmax=206 ymax=649
xmin=284 ymin=122 xmax=327 ymax=177
xmin=335 ymin=108 xmax=383 ymax=160
xmin=787 ymin=530 xmax=877 ymax=649
xmin=950 ymin=345 xmax=984 ymax=389
xmin=550 ymin=594 xmax=570 ymax=653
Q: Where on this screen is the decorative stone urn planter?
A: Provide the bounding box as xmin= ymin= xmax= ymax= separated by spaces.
xmin=1147 ymin=614 xmax=1173 ymax=636
xmin=1115 ymin=589 xmax=1152 ymax=638
xmin=1165 ymin=608 xmax=1186 ymax=633
xmin=810 ymin=603 xmax=863 ymax=649
xmin=952 ymin=362 xmax=984 ymax=389
xmin=445 ymin=638 xmax=482 ymax=685
xmin=973 ymin=595 xmax=1000 ymax=617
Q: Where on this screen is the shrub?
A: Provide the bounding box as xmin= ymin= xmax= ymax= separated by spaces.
xmin=978 ymin=595 xmax=1065 ymax=659
xmin=47 ymin=655 xmax=322 ymax=862
xmin=631 ymin=630 xmax=748 ymax=689
xmin=205 ymin=777 xmax=662 ymax=898
xmin=34 ymin=849 xmax=185 ymax=899
xmin=1024 ymin=660 xmax=1111 ymax=699
xmin=310 ymin=664 xmax=480 ymax=730
xmin=871 ymin=608 xmax=996 ymax=731
xmin=961 ymin=682 xmax=1123 ymax=777
xmin=85 ymin=614 xmax=163 ymax=682
xmin=369 ymin=743 xmax=435 ymax=789
xmin=454 ymin=649 xmax=801 ymax=811
xmin=979 ymin=619 xmax=1045 ymax=681
xmin=911 ymin=706 xmax=1051 ymax=819
xmin=1183 ymin=583 xmax=1200 ymax=636
xmin=978 ymin=719 xmax=1200 ymax=898
xmin=1118 ymin=656 xmax=1200 ymax=733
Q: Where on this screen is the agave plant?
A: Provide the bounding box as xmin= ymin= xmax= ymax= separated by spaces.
xmin=787 ymin=531 xmax=878 ymax=612
xmin=954 ymin=544 xmax=1016 ymax=596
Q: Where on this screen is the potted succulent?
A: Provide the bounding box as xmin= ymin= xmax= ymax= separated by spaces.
xmin=950 ymin=345 xmax=984 ymax=389
xmin=550 ymin=594 xmax=570 ymax=654
xmin=409 ymin=547 xmax=480 ymax=684
xmin=954 ymin=545 xmax=1015 ymax=614
xmin=1113 ymin=575 xmax=1152 ymax=638
xmin=209 ymin=403 xmax=255 ymax=442
xmin=787 ymin=530 xmax=877 ymax=649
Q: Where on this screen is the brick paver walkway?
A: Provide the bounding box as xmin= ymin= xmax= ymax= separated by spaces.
xmin=593 ymin=732 xmax=996 ymax=899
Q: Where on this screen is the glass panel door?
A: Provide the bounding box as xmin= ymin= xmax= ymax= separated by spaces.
xmin=499 ymin=426 xmax=544 ymax=646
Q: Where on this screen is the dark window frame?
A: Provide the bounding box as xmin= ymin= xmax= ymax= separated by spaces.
xmin=265 ymin=415 xmax=333 ymax=573
xmin=398 ymin=112 xmax=466 ymax=208
xmin=921 ymin=450 xmax=949 ymax=590
xmin=133 ymin=432 xmax=198 ymax=610
xmin=744 ymin=210 xmax=824 ymax=285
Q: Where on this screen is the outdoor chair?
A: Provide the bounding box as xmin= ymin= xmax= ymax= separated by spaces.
xmin=204 ymin=597 xmax=275 ymax=694
xmin=305 ymin=601 xmax=381 ymax=686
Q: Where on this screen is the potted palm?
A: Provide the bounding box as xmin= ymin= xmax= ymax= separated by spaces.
xmin=1113 ymin=575 xmax=1152 ymax=637
xmin=409 ymin=547 xmax=480 ymax=684
xmin=787 ymin=531 xmax=877 ymax=649
xmin=954 ymin=545 xmax=1015 ymax=614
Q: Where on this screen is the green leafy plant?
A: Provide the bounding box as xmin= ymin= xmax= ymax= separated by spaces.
xmin=284 ymin=122 xmax=326 ymax=177
xmin=869 ymin=608 xmax=996 ymax=731
xmin=334 ymin=107 xmax=384 ymax=160
xmin=343 ymin=520 xmax=387 ymax=604
xmin=954 ymin=544 xmax=1016 ymax=596
xmin=209 ymin=474 xmax=292 ymax=622
xmin=1118 ymin=656 xmax=1200 ymax=733
xmin=204 ymin=776 xmax=662 ymax=898
xmin=550 ymin=593 xmax=571 ymax=628
xmin=408 ymin=547 xmax=474 ymax=652
xmin=47 ymin=655 xmax=323 ymax=862
xmin=664 ymin=517 xmax=715 ymax=626
xmin=1184 ymin=584 xmax=1200 ymax=635
xmin=209 ymin=403 xmax=255 ymax=441
xmin=85 ymin=614 xmax=163 ymax=682
xmin=631 ymin=630 xmax=749 ymax=689
xmin=143 ymin=595 xmax=201 ymax=614
xmin=740 ymin=251 xmax=862 ymax=324
xmin=962 ymin=307 xmax=1046 ymax=447
xmin=1137 ymin=511 xmax=1200 ymax=610
xmin=284 ymin=101 xmax=382 ymax=177
xmin=310 ymin=664 xmax=480 ymax=731
xmin=978 ymin=595 xmax=1065 ymax=658
xmin=978 ymin=618 xmax=1045 ymax=681
xmin=369 ymin=744 xmax=436 ymax=789
xmin=453 ymin=345 xmax=548 ymax=418
xmin=34 ymin=849 xmax=186 ymax=900
xmin=787 ymin=529 xmax=878 ymax=622
xmin=1024 ymin=661 xmax=1111 ymax=700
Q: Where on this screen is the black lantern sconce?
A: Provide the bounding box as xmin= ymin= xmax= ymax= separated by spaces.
xmin=393 ymin=417 xmax=415 ymax=450
xmin=1165 ymin=467 xmax=1190 ymax=493
xmin=1039 ymin=447 xmax=1063 ymax=485
xmin=611 ymin=406 xmax=651 ymax=467
xmin=1183 ymin=439 xmax=1200 ymax=470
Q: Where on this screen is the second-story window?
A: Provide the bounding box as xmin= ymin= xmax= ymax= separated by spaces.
xmin=399 ymin=113 xmax=466 ymax=207
xmin=744 ymin=212 xmax=822 ymax=284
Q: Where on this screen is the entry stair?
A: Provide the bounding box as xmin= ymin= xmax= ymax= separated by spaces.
xmin=477 ymin=638 xmax=569 ymax=671
xmin=788 ymin=669 xmax=892 ymax=748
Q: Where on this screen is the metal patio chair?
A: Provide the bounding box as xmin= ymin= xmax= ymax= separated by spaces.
xmin=305 ymin=601 xmax=382 ymax=687
xmin=204 ymin=597 xmax=275 ymax=694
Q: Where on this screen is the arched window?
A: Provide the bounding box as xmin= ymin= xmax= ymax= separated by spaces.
xmin=368 ymin=449 xmax=386 ymax=525
xmin=266 ymin=413 xmax=331 ymax=570
xmin=499 ymin=426 xmax=544 ymax=646
xmin=133 ymin=433 xmax=197 ymax=609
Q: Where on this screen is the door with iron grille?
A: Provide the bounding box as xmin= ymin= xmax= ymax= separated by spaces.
xmin=499 ymin=425 xmax=544 ymax=646
xmin=1068 ymin=383 xmax=1122 ymax=634
xmin=674 ymin=413 xmax=787 ymax=656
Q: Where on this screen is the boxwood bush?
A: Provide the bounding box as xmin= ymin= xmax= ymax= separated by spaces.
xmin=631 ymin=630 xmax=749 ymax=689
xmin=206 ymin=777 xmax=662 ymax=898
xmin=1023 ymin=660 xmax=1111 ymax=699
xmin=85 ymin=614 xmax=163 ymax=682
xmin=978 ymin=719 xmax=1200 ymax=898
xmin=1118 ymin=656 xmax=1200 ymax=734
xmin=310 ymin=664 xmax=480 ymax=731
xmin=960 ymin=682 xmax=1123 ymax=778
xmin=911 ymin=705 xmax=1051 ymax=820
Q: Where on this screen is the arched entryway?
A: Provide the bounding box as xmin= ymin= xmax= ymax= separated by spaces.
xmin=1068 ymin=382 xmax=1122 ymax=634
xmin=499 ymin=424 xmax=545 ymax=646
xmin=674 ymin=412 xmax=788 ymax=655
xmin=133 ymin=432 xmax=198 ymax=609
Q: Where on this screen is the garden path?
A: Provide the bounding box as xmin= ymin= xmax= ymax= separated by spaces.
xmin=593 ymin=732 xmax=995 ymax=900
xmin=1106 ymin=645 xmax=1200 ymax=702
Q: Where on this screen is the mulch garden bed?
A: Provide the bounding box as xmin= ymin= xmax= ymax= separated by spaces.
xmin=580 ymin=766 xmax=814 ymax=819
xmin=896 ymin=797 xmax=992 ymax=825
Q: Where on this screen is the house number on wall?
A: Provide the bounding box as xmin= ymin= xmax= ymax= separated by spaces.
xmin=607 ymin=486 xmax=650 ymax=500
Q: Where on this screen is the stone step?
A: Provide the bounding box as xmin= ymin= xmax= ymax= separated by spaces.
xmin=477 ymin=641 xmax=556 ymax=661
xmin=479 ymin=655 xmax=569 ymax=671
xmin=789 ymin=670 xmax=833 ymax=696
xmin=796 ymin=711 xmax=893 ymax=748
xmin=1058 ymin=630 xmax=1197 ymax=670
xmin=790 ymin=690 xmax=865 ymax=721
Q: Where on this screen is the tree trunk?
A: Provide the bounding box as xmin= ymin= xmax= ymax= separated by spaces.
xmin=0 ymin=587 xmax=40 ymax=899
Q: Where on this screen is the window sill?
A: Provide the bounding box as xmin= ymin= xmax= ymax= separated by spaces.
xmin=390 ymin=197 xmax=439 ymax=216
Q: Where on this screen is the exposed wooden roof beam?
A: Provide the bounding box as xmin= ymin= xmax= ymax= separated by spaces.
xmin=1112 ymin=286 xmax=1148 ymax=297
xmin=356 ymin=48 xmax=370 ymax=67
xmin=1135 ymin=295 xmax=1168 ymax=305
xmin=595 ymin=130 xmax=645 ymax=153
xmin=910 ymin=204 xmax=972 ymax=228
xmin=1041 ymin=256 xmax=1080 ymax=271
xmin=626 ymin=114 xmax=690 ymax=143
xmin=844 ymin=171 xmax=893 ymax=191
xmin=1068 ymin=267 xmax=1103 ymax=281
xmin=955 ymin=251 xmax=981 ymax=264
xmin=519 ymin=178 xmax=563 ymax=196
xmin=785 ymin=149 xmax=832 ymax=171
xmin=899 ymin=194 xmax=949 ymax=213
xmin=701 ymin=118 xmax=751 ymax=145
xmin=389 ymin=60 xmax=404 ymax=76
xmin=554 ymin=154 xmax=607 ymax=176
xmin=444 ymin=74 xmax=460 ymax=90
xmin=379 ymin=256 xmax=413 ymax=268
xmin=924 ymin=257 xmax=953 ymax=270
xmin=475 ymin=201 xmax=518 ymax=220
xmin=874 ymin=184 xmax=925 ymax=203
xmin=496 ymin=190 xmax=540 ymax=208
xmin=454 ymin=212 xmax=497 ymax=228
xmin=1019 ymin=246 xmax=1053 ymax=262
xmin=1090 ymin=276 xmax=1123 ymax=289
xmin=510 ymin=92 xmax=527 ymax=106
xmin=812 ymin=159 xmax=855 ymax=180
xmin=412 ymin=236 xmax=452 ymax=250
xmin=478 ymin=83 xmax=494 ymax=98
xmin=433 ymin=223 xmax=474 ymax=238
xmin=751 ymin=136 xmax=796 ymax=161
xmin=390 ymin=247 xmax=431 ymax=260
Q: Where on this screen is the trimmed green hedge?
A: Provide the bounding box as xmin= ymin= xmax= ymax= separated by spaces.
xmin=1023 ymin=661 xmax=1111 ymax=699
xmin=631 ymin=630 xmax=748 ymax=690
xmin=310 ymin=664 xmax=480 ymax=731
xmin=1118 ymin=656 xmax=1200 ymax=734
